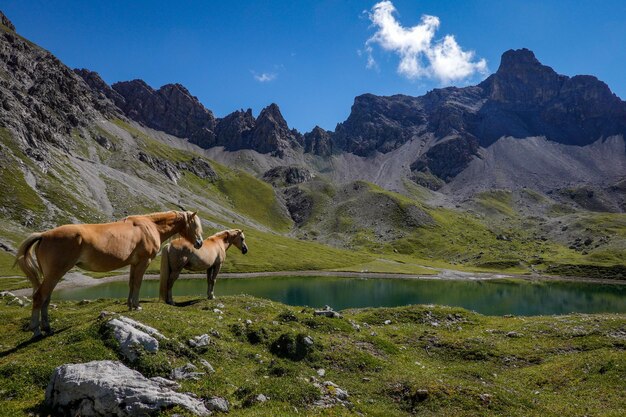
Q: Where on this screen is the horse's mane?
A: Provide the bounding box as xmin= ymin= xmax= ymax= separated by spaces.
xmin=209 ymin=229 xmax=240 ymax=240
xmin=123 ymin=211 xmax=180 ymax=224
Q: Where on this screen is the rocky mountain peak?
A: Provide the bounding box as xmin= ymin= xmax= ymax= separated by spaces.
xmin=74 ymin=68 xmax=126 ymax=110
xmin=110 ymin=79 xmax=217 ymax=148
xmin=256 ymin=103 xmax=287 ymax=126
xmin=497 ymin=48 xmax=542 ymax=74
xmin=481 ymin=49 xmax=564 ymax=104
xmin=0 ymin=11 xmax=15 ymax=32
xmin=304 ymin=126 xmax=332 ymax=156
xmin=250 ymin=103 xmax=302 ymax=156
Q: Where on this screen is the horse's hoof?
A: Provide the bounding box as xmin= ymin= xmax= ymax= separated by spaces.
xmin=43 ymin=327 xmax=54 ymax=335
xmin=31 ymin=332 xmax=44 ymax=341
xmin=134 ymin=306 xmax=143 ymax=311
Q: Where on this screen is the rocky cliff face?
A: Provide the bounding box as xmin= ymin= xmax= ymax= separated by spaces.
xmin=303 ymin=126 xmax=333 ymax=156
xmin=110 ymin=80 xmax=218 ymax=149
xmin=475 ymin=48 xmax=626 ymax=146
xmin=332 ymin=48 xmax=626 ymax=180
xmin=79 ymin=71 xmax=302 ymax=156
xmin=0 ymin=15 xmax=118 ymax=154
xmin=214 ymin=103 xmax=301 ymax=156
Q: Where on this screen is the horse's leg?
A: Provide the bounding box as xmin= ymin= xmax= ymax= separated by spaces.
xmin=128 ymin=260 xmax=150 ymax=310
xmin=41 ymin=294 xmax=53 ymax=333
xmin=31 ymin=269 xmax=66 ymax=337
xmin=207 ymin=264 xmax=221 ymax=300
xmin=167 ymin=266 xmax=181 ymax=305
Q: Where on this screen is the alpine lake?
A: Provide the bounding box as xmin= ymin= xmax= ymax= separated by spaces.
xmin=53 ymin=275 xmax=626 ymax=316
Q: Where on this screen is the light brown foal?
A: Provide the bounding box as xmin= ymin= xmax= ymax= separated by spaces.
xmin=160 ymin=229 xmax=248 ymax=305
xmin=15 ymin=210 xmax=203 ymax=337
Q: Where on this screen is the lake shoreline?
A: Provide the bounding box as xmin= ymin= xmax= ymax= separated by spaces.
xmin=8 ymin=268 xmax=626 ymax=297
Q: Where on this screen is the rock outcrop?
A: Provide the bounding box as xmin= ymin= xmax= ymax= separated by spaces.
xmin=111 ymin=80 xmax=218 ymax=149
xmin=216 ymin=104 xmax=303 ymax=156
xmin=304 ymin=126 xmax=333 ymax=156
xmin=105 ymin=316 xmax=167 ymax=361
xmin=263 ymin=165 xmax=313 ymax=187
xmin=0 ymin=11 xmax=15 ymax=32
xmin=45 ymin=360 xmax=210 ymax=416
xmin=138 ymin=152 xmax=218 ymax=183
xmin=0 ymin=19 xmax=118 ymax=153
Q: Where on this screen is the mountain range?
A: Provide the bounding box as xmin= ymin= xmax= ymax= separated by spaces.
xmin=1 ymin=11 xmax=625 ymax=278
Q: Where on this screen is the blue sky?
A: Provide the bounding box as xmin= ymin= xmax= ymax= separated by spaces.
xmin=4 ymin=1 xmax=626 ymax=132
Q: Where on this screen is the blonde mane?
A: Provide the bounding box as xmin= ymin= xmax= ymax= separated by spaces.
xmin=209 ymin=229 xmax=241 ymax=240
xmin=123 ymin=211 xmax=179 ymax=224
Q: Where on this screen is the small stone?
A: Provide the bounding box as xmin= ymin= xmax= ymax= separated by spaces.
xmin=479 ymin=393 xmax=492 ymax=405
xmin=188 ymin=334 xmax=210 ymax=348
xmin=213 ymin=308 xmax=223 ymax=314
xmin=78 ymin=299 xmax=91 ymax=306
xmin=199 ymin=359 xmax=215 ymax=373
xmin=383 ymin=320 xmax=392 ymax=325
xmin=303 ymin=336 xmax=314 ymax=347
xmin=7 ymin=297 xmax=24 ymax=307
xmin=506 ymin=331 xmax=522 ymax=338
xmin=170 ymin=363 xmax=205 ymax=381
xmin=317 ymin=368 xmax=326 ymax=377
xmin=245 ymin=319 xmax=253 ymax=325
xmin=334 ymin=387 xmax=349 ymax=400
xmin=216 ymin=303 xmax=225 ymax=308
xmin=205 ymin=396 xmax=229 ymax=413
xmin=256 ymin=394 xmax=268 ymax=403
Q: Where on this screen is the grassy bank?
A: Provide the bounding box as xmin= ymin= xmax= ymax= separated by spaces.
xmin=0 ymin=296 xmax=624 ymax=416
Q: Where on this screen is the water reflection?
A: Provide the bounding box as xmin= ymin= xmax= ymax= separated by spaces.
xmin=54 ymin=277 xmax=626 ymax=316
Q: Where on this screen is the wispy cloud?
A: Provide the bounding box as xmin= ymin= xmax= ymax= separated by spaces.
xmin=365 ymin=1 xmax=487 ymax=83
xmin=252 ymin=71 xmax=277 ymax=83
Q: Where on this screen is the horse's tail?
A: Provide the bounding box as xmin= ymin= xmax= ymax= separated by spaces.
xmin=159 ymin=243 xmax=171 ymax=302
xmin=15 ymin=233 xmax=44 ymax=293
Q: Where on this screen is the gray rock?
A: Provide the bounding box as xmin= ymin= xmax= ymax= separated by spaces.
xmin=255 ymin=394 xmax=268 ymax=403
xmin=303 ymin=336 xmax=314 ymax=347
xmin=45 ymin=360 xmax=210 ymax=416
xmin=314 ymin=306 xmax=341 ymax=318
xmin=170 ymin=363 xmax=205 ymax=380
xmin=199 ymin=359 xmax=215 ymax=373
xmin=189 ymin=334 xmax=210 ymax=348
xmin=105 ymin=316 xmax=166 ymax=361
xmin=205 ymin=396 xmax=229 ymax=413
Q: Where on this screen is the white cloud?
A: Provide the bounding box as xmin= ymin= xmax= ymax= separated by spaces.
xmin=365 ymin=1 xmax=487 ymax=83
xmin=252 ymin=72 xmax=277 ymax=83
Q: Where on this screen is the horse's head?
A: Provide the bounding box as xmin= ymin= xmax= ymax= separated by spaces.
xmin=182 ymin=211 xmax=203 ymax=249
xmin=228 ymin=229 xmax=248 ymax=254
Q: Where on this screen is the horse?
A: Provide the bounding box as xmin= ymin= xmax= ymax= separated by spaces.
xmin=159 ymin=229 xmax=248 ymax=305
xmin=15 ymin=210 xmax=203 ymax=337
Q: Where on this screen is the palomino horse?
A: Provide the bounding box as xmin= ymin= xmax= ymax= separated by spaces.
xmin=15 ymin=210 xmax=203 ymax=337
xmin=160 ymin=229 xmax=248 ymax=305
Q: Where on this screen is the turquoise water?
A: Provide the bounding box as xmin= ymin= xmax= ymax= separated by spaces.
xmin=54 ymin=276 xmax=626 ymax=316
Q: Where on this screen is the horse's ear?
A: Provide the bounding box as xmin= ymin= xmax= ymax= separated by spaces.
xmin=191 ymin=211 xmax=198 ymax=218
